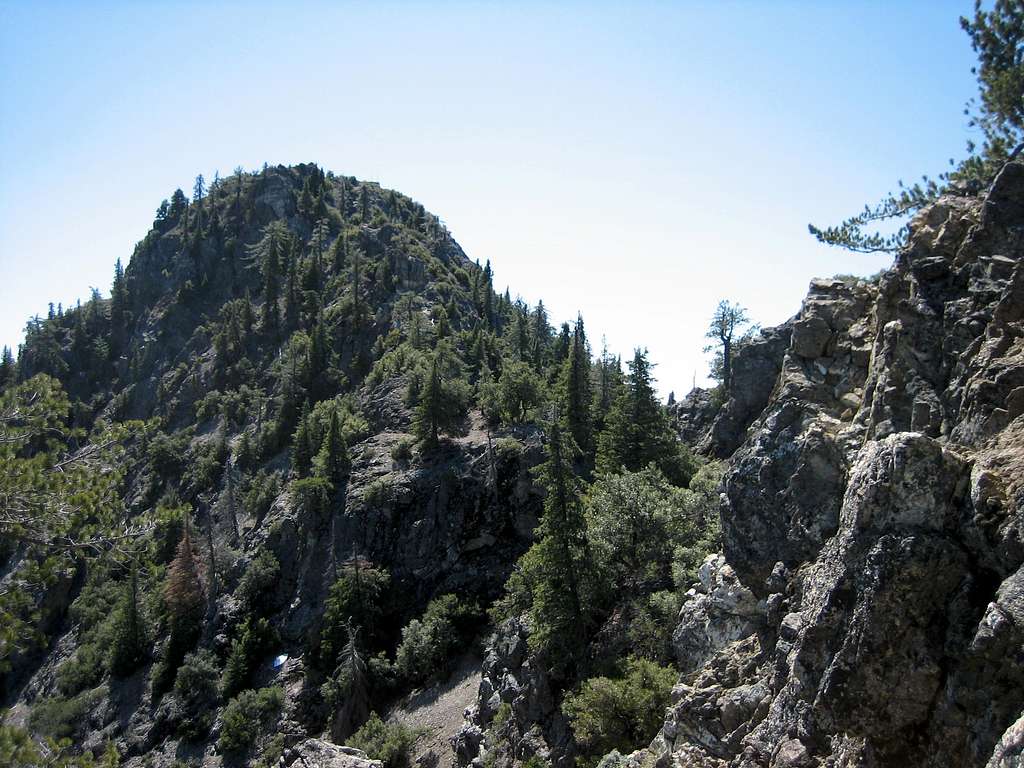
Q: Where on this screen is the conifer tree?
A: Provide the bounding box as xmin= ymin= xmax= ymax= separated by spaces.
xmin=108 ymin=569 xmax=147 ymax=676
xmin=413 ymin=353 xmax=468 ymax=449
xmin=247 ymin=222 xmax=287 ymax=329
xmin=110 ymin=258 xmax=127 ymax=351
xmin=350 ymin=246 xmax=364 ymax=326
xmin=316 ymin=409 xmax=350 ymax=484
xmin=561 ymin=314 xmax=593 ymax=459
xmin=284 ymin=258 xmax=300 ymax=329
xmin=328 ymin=619 xmax=369 ymax=741
xmin=597 ymin=348 xmax=693 ymax=485
xmin=0 ymin=346 xmax=15 ymax=390
xmin=330 ymin=231 xmax=348 ymax=274
xmin=292 ymin=402 xmax=315 ymax=477
xmin=531 ymin=300 xmax=550 ymax=370
xmin=160 ymin=522 xmax=205 ymax=691
xmin=704 ymin=300 xmax=754 ymax=393
xmin=192 ymin=174 xmax=206 ymax=231
xmin=592 ymin=338 xmax=622 ymax=436
xmin=522 ymin=420 xmax=593 ymax=672
xmin=553 ymin=322 xmax=572 ymax=368
xmin=482 ymin=260 xmax=494 ymax=330
xmin=168 ymin=188 xmax=188 ymax=223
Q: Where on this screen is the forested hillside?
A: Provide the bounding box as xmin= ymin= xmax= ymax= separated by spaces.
xmin=3 ymin=4 xmax=1023 ymax=767
xmin=0 ymin=163 xmax=719 ymax=768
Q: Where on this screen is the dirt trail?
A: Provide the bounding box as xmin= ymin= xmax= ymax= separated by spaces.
xmin=387 ymin=653 xmax=482 ymax=768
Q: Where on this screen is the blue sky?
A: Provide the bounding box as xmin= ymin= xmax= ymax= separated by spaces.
xmin=0 ymin=1 xmax=979 ymax=396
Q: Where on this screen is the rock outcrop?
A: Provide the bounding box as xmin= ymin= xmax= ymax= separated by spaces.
xmin=454 ymin=618 xmax=574 ymax=768
xmin=287 ymin=739 xmax=383 ymax=768
xmin=651 ymin=162 xmax=1024 ymax=767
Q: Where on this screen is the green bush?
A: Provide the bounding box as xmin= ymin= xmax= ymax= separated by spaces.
xmin=174 ymin=649 xmax=220 ymax=740
xmin=234 ymin=549 xmax=281 ymax=617
xmin=242 ymin=470 xmax=281 ymax=524
xmin=391 ymin=436 xmax=414 ymax=462
xmin=57 ymin=642 xmax=105 ymax=695
xmin=346 ymin=713 xmax=423 ymax=768
xmin=320 ymin=560 xmax=391 ymax=666
xmin=563 ymin=657 xmax=676 ymax=767
xmin=394 ymin=594 xmax=478 ymax=685
xmin=625 ymin=591 xmax=682 ymax=664
xmin=218 ymin=686 xmax=284 ymax=753
xmin=148 ymin=429 xmax=191 ymax=480
xmin=28 ymin=687 xmax=105 ymax=740
xmin=493 ymin=437 xmax=524 ymax=462
xmin=222 ymin=617 xmax=278 ymax=698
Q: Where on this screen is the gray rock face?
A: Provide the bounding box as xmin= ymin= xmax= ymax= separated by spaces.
xmin=288 ymin=738 xmax=383 ymax=768
xmin=454 ymin=618 xmax=574 ymax=768
xmin=650 ymin=162 xmax=1024 ymax=767
xmin=671 ymin=388 xmax=721 ymax=448
xmin=702 ymin=324 xmax=794 ymax=459
xmin=670 ymin=325 xmax=792 ymax=459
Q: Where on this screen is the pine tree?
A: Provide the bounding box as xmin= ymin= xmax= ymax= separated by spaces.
xmin=412 ymin=353 xmax=468 ymax=449
xmin=531 ymin=300 xmax=550 ymax=370
xmin=350 ymin=246 xmax=364 ymax=326
xmin=596 ymin=349 xmax=694 ymax=486
xmin=561 ymin=314 xmax=593 ymax=459
xmin=0 ymin=346 xmax=15 ymax=390
xmin=108 ymin=569 xmax=147 ymax=676
xmin=292 ymin=402 xmax=315 ymax=477
xmin=169 ymin=188 xmax=188 ymax=222
xmin=592 ymin=338 xmax=622 ymax=436
xmin=308 ymin=312 xmax=332 ymax=399
xmin=704 ymin=300 xmax=753 ymax=393
xmin=553 ymin=322 xmax=571 ymax=368
xmin=523 ymin=420 xmax=593 ymax=672
xmin=160 ymin=522 xmax=205 ymax=692
xmin=316 ymin=409 xmax=350 ymax=484
xmin=192 ymin=174 xmax=206 ymax=231
xmin=328 ymin=619 xmax=369 ymax=742
xmin=330 ymin=231 xmax=348 ymax=274
xmin=247 ymin=222 xmax=287 ymax=329
xmin=482 ymin=260 xmax=494 ymax=330
xmin=284 ymin=258 xmax=300 ymax=329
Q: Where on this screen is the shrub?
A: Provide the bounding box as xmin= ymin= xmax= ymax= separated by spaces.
xmin=218 ymin=686 xmax=284 ymax=753
xmin=234 ymin=549 xmax=281 ymax=617
xmin=625 ymin=591 xmax=682 ymax=664
xmin=493 ymin=437 xmax=524 ymax=463
xmin=242 ymin=470 xmax=281 ymax=525
xmin=222 ymin=617 xmax=278 ymax=698
xmin=28 ymin=687 xmax=105 ymax=740
xmin=253 ymin=734 xmax=286 ymax=768
xmin=391 ymin=436 xmax=414 ymax=463
xmin=563 ymin=657 xmax=676 ymax=767
xmin=174 ymin=649 xmax=220 ymax=740
xmin=346 ymin=713 xmax=423 ymax=768
xmin=320 ymin=560 xmax=391 ymax=666
xmin=148 ymin=429 xmax=191 ymax=480
xmin=394 ymin=594 xmax=478 ymax=685
xmin=57 ymin=642 xmax=105 ymax=696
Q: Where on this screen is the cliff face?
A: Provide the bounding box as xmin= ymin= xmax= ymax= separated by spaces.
xmin=653 ymin=162 xmax=1024 ymax=767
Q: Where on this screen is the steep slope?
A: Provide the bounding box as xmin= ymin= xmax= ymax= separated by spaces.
xmin=648 ymin=162 xmax=1024 ymax=767
xmin=4 ymin=164 xmax=553 ymax=766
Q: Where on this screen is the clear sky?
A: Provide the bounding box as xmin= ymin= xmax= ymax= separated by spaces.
xmin=0 ymin=1 xmax=979 ymax=397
